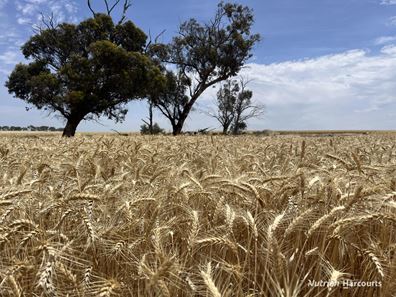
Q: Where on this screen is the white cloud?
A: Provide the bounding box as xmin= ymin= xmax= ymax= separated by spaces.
xmin=176 ymin=46 xmax=396 ymax=130
xmin=0 ymin=30 xmax=20 ymax=46
xmin=389 ymin=16 xmax=396 ymax=26
xmin=197 ymin=46 xmax=396 ymax=129
xmin=15 ymin=0 xmax=78 ymax=26
xmin=16 ymin=2 xmax=36 ymax=16
xmin=237 ymin=48 xmax=396 ymax=104
xmin=0 ymin=51 xmax=20 ymax=65
xmin=17 ymin=17 xmax=31 ymax=25
xmin=381 ymin=0 xmax=396 ymax=4
xmin=375 ymin=36 xmax=396 ymax=45
xmin=381 ymin=44 xmax=396 ymax=55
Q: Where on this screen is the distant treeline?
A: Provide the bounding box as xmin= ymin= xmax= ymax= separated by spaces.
xmin=0 ymin=125 xmax=64 ymax=132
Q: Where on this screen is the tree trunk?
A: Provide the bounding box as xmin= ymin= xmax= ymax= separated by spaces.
xmin=172 ymin=122 xmax=184 ymax=135
xmin=148 ymin=101 xmax=153 ymax=134
xmin=222 ymin=123 xmax=230 ymax=134
xmin=171 ymin=111 xmax=188 ymax=135
xmin=232 ymin=114 xmax=241 ymax=135
xmin=62 ymin=116 xmax=83 ymax=137
xmin=171 ymin=94 xmax=201 ymax=135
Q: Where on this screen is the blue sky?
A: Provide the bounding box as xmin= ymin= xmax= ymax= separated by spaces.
xmin=0 ymin=0 xmax=396 ymax=131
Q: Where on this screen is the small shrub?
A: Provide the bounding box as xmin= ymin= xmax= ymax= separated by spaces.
xmin=140 ymin=123 xmax=165 ymax=135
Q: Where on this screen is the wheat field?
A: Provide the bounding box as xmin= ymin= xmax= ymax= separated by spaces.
xmin=0 ymin=134 xmax=395 ymax=296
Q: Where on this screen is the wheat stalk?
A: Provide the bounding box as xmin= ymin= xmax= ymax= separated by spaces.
xmin=200 ymin=263 xmax=221 ymax=297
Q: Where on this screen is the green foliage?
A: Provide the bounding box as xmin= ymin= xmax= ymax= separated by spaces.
xmin=6 ymin=14 xmax=165 ymax=137
xmin=140 ymin=123 xmax=164 ymax=135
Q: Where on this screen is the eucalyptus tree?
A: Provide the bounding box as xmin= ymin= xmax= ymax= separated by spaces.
xmin=149 ymin=2 xmax=260 ymax=135
xmin=6 ymin=0 xmax=164 ymax=137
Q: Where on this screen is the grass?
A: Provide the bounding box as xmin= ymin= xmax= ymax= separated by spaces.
xmin=0 ymin=134 xmax=395 ymax=296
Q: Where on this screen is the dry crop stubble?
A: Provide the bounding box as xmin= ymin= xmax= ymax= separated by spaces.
xmin=0 ymin=134 xmax=395 ymax=296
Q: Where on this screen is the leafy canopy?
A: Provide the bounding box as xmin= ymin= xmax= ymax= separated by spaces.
xmin=6 ymin=14 xmax=164 ymax=127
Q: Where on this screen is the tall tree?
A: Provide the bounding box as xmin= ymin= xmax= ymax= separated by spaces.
xmin=6 ymin=2 xmax=164 ymax=137
xmin=206 ymin=77 xmax=265 ymax=134
xmin=149 ymin=2 xmax=260 ymax=135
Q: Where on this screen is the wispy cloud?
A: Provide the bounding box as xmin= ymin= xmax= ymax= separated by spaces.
xmin=375 ymin=36 xmax=396 ymax=45
xmin=380 ymin=0 xmax=396 ymax=5
xmin=15 ymin=0 xmax=78 ymax=27
xmin=389 ymin=16 xmax=396 ymax=26
xmin=17 ymin=17 xmax=31 ymax=25
xmin=0 ymin=51 xmax=21 ymax=65
xmin=381 ymin=44 xmax=396 ymax=55
xmin=0 ymin=0 xmax=7 ymax=9
xmin=0 ymin=35 xmax=22 ymax=49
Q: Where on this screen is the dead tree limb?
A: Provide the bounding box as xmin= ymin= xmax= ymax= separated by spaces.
xmin=118 ymin=0 xmax=132 ymax=24
xmin=87 ymin=0 xmax=96 ymax=17
xmin=87 ymin=0 xmax=131 ymax=23
xmin=145 ymin=29 xmax=166 ymax=53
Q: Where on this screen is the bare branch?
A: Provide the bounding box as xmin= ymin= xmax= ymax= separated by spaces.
xmin=155 ymin=29 xmax=166 ymax=43
xmin=239 ymin=75 xmax=254 ymax=91
xmin=145 ymin=29 xmax=166 ymax=53
xmin=107 ymin=0 xmax=122 ymax=15
xmin=87 ymin=0 xmax=131 ymax=23
xmin=146 ymin=29 xmax=153 ymax=50
xmin=87 ymin=0 xmax=96 ymax=17
xmin=118 ymin=0 xmax=132 ymax=25
xmin=43 ymin=12 xmax=56 ymax=29
xmin=104 ymin=0 xmax=111 ymax=14
xmin=239 ymin=104 xmax=265 ymax=122
xmin=33 ymin=12 xmax=57 ymax=33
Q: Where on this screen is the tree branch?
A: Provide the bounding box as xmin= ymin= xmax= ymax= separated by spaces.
xmin=145 ymin=29 xmax=166 ymax=53
xmin=87 ymin=0 xmax=96 ymax=17
xmin=107 ymin=0 xmax=122 ymax=15
xmin=118 ymin=0 xmax=132 ymax=25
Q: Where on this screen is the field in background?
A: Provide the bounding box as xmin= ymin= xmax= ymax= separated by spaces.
xmin=0 ymin=134 xmax=395 ymax=296
xmin=2 ymin=129 xmax=396 ymax=138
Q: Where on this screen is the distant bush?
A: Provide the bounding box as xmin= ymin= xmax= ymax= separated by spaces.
xmin=140 ymin=123 xmax=164 ymax=135
xmin=252 ymin=129 xmax=274 ymax=136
